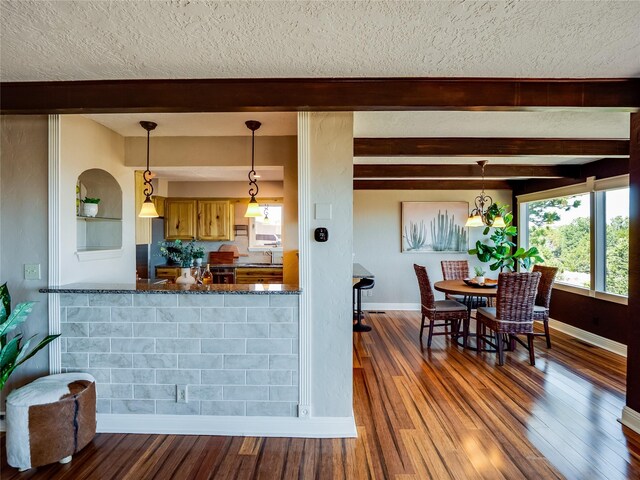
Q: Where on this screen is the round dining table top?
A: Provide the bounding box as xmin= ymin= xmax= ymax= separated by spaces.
xmin=433 ymin=279 xmax=498 ymax=297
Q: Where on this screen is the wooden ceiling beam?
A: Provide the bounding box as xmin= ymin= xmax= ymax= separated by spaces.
xmin=354 ymin=164 xmax=580 ymax=179
xmin=354 ymin=180 xmax=511 ymax=190
xmin=2 ymin=78 xmax=639 ymax=114
xmin=354 ymin=137 xmax=630 ymax=157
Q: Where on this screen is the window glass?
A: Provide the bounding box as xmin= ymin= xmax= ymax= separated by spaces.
xmin=249 ymin=205 xmax=282 ymax=249
xmin=604 ymin=188 xmax=629 ymax=296
xmin=527 ymin=193 xmax=591 ymax=288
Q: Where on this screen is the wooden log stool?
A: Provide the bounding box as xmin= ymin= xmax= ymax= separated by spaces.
xmin=6 ymin=373 xmax=96 ymax=471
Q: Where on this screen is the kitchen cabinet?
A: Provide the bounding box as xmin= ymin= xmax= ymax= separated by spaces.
xmin=155 ymin=266 xmax=181 ymax=281
xmin=235 ymin=267 xmax=283 ymax=284
xmin=197 ymin=200 xmax=234 ymax=241
xmin=164 ymin=199 xmax=197 ymax=240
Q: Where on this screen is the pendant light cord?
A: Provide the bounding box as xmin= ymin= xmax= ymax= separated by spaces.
xmin=143 ymin=128 xmax=154 ymax=198
xmin=248 ymin=127 xmax=259 ymax=197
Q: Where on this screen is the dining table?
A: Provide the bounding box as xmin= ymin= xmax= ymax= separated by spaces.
xmin=433 ymin=279 xmax=498 ymax=350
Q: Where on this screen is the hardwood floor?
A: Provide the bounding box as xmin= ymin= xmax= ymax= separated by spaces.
xmin=2 ymin=311 xmax=639 ymax=479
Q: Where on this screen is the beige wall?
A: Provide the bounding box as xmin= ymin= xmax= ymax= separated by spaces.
xmin=354 ymin=189 xmax=513 ymax=307
xmin=125 ymin=136 xmax=296 ymax=169
xmin=0 ymin=115 xmax=50 ymax=401
xmin=168 ymin=181 xmax=283 ymax=198
xmin=60 ymin=116 xmax=135 ymax=283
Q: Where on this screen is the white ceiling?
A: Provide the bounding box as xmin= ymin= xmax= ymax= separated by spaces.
xmin=2 ymin=1 xmax=639 ymax=81
xmin=83 ymin=113 xmax=297 ymax=137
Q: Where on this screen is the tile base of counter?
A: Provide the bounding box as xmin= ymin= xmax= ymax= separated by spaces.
xmin=40 ymin=281 xmax=301 ymax=295
xmin=96 ymin=413 xmax=357 ymax=438
xmin=51 ymin=291 xmax=301 ymax=422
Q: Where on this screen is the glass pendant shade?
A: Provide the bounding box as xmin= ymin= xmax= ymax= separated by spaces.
xmin=465 ymin=214 xmax=484 ymax=227
xmin=244 ymin=196 xmax=263 ymax=218
xmin=491 ymin=216 xmax=506 ymax=228
xmin=139 ymin=198 xmax=159 ymax=218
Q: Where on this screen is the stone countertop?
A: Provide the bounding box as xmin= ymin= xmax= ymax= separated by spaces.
xmin=353 ymin=263 xmax=374 ymax=279
xmin=156 ymin=263 xmax=283 ymax=269
xmin=40 ymin=281 xmax=301 ymax=295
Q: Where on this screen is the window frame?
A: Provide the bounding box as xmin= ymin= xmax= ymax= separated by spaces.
xmin=517 ymin=175 xmax=629 ymax=306
xmin=247 ymin=203 xmax=284 ymax=253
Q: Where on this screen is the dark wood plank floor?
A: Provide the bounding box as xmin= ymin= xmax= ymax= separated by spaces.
xmin=2 ymin=311 xmax=639 ymax=479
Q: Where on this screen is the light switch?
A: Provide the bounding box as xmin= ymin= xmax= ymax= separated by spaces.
xmin=315 ymin=203 xmax=332 ymax=220
xmin=24 ymin=264 xmax=41 ymax=280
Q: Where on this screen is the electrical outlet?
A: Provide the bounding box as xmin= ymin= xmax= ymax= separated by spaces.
xmin=176 ymin=384 xmax=188 ymax=403
xmin=24 ymin=264 xmax=41 ymax=280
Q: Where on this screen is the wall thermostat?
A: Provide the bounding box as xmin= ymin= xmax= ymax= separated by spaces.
xmin=314 ymin=227 xmax=329 ymax=242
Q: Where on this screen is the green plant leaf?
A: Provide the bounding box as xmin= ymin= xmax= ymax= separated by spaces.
xmin=489 ymin=263 xmax=501 ymax=271
xmin=14 ymin=334 xmax=59 ymax=368
xmin=0 ymin=302 xmax=35 ymax=338
xmin=0 ymin=334 xmax=22 ymax=372
xmin=482 ymin=227 xmax=490 ymax=236
xmin=0 ymin=283 xmax=10 ymax=324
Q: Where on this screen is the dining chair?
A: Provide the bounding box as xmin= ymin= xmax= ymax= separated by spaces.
xmin=475 ymin=272 xmax=541 ymax=366
xmin=414 ymin=264 xmax=468 ymax=347
xmin=531 ymin=265 xmax=558 ymax=348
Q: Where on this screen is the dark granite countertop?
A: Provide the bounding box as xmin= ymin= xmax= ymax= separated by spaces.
xmin=40 ymin=281 xmax=301 ymax=295
xmin=156 ymin=263 xmax=283 ymax=269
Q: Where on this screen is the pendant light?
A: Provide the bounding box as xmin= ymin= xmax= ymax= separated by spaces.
xmin=262 ymin=205 xmax=270 ymax=224
xmin=138 ymin=121 xmax=159 ymax=218
xmin=465 ymin=160 xmax=506 ymax=228
xmin=244 ymin=120 xmax=263 ymax=218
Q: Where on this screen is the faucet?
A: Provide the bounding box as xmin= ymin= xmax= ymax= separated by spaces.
xmin=264 ymin=250 xmax=274 ymax=264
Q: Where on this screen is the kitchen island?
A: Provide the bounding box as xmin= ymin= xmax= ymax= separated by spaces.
xmin=40 ymin=282 xmax=301 ymax=420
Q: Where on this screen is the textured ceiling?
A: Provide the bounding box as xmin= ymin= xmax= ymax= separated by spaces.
xmin=83 ymin=113 xmax=297 ymax=136
xmin=2 ymin=1 xmax=639 ymax=82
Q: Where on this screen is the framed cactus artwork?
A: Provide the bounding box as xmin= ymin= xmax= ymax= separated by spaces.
xmin=401 ymin=202 xmax=469 ymax=253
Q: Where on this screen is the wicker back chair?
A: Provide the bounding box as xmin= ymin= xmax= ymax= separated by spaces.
xmin=475 ymin=272 xmax=541 ymax=366
xmin=531 ymin=265 xmax=558 ymax=348
xmin=413 ymin=264 xmax=468 ymax=347
xmin=441 ymin=261 xmax=469 ymax=281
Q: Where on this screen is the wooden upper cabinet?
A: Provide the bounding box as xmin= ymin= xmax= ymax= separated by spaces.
xmin=164 ymin=199 xmax=197 ymax=240
xmin=197 ymin=200 xmax=232 ymax=241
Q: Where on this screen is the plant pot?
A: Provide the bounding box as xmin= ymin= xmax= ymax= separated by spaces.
xmin=83 ymin=203 xmax=98 ymax=217
xmin=176 ymin=267 xmax=196 ymax=285
xmin=475 ymin=276 xmax=485 ymax=284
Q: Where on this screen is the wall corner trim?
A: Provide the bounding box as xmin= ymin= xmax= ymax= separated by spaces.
xmin=548 ymin=319 xmax=627 ymax=357
xmin=48 ymin=114 xmax=62 ymax=374
xmin=96 ymin=413 xmax=357 ymax=438
xmin=621 ymin=406 xmax=640 ymax=435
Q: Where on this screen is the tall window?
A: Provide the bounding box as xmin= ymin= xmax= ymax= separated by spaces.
xmin=602 ymin=188 xmax=629 ymax=296
xmin=526 ymin=193 xmax=591 ymax=288
xmin=249 ymin=204 xmax=283 ymax=250
xmin=519 ymin=177 xmax=629 ymax=301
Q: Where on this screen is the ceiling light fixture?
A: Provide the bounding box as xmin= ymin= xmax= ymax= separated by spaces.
xmin=138 ymin=121 xmax=159 ymax=218
xmin=465 ymin=160 xmax=506 ymax=228
xmin=244 ymin=120 xmax=263 ymax=218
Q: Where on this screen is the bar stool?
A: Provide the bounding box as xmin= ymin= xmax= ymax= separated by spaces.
xmin=353 ymin=278 xmax=375 ymax=332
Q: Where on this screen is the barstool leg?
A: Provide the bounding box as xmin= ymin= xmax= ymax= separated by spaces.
xmin=353 ymin=286 xmax=372 ymax=332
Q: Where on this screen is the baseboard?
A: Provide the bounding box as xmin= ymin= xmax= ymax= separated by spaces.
xmin=548 ymin=319 xmax=627 ymax=357
xmin=620 ymin=406 xmax=640 ymax=435
xmin=97 ymin=413 xmax=357 ymax=438
xmin=361 ymin=302 xmax=419 ymax=311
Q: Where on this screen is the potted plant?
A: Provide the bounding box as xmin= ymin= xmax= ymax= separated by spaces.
xmin=159 ymin=240 xmax=197 ymax=285
xmin=473 ymin=266 xmax=486 ymax=284
xmin=1 ymin=283 xmax=59 ymax=391
xmin=193 ymin=246 xmax=205 ymax=267
xmin=469 ymin=203 xmax=544 ymax=272
xmin=81 ymin=197 xmax=100 ymax=217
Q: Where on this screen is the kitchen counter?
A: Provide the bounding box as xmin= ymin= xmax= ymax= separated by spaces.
xmin=155 ymin=263 xmax=283 ymax=269
xmin=40 ymin=281 xmax=300 ymax=295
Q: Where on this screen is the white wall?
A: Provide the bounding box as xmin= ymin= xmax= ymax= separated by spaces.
xmin=168 ymin=181 xmax=283 ymax=198
xmin=308 ymin=113 xmax=354 ymax=417
xmin=60 ymin=116 xmax=135 ymax=284
xmin=354 ymin=189 xmax=513 ymax=308
xmin=0 ymin=115 xmax=50 ymax=401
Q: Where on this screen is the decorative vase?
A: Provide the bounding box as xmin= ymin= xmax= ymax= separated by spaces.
xmin=475 ymin=276 xmax=485 ymax=284
xmin=83 ymin=203 xmax=98 ymax=217
xmin=195 ymin=258 xmax=203 ymax=267
xmin=176 ymin=267 xmax=196 ymax=285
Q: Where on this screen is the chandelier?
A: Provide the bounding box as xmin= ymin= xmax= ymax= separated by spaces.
xmin=465 ymin=160 xmax=505 ymax=228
